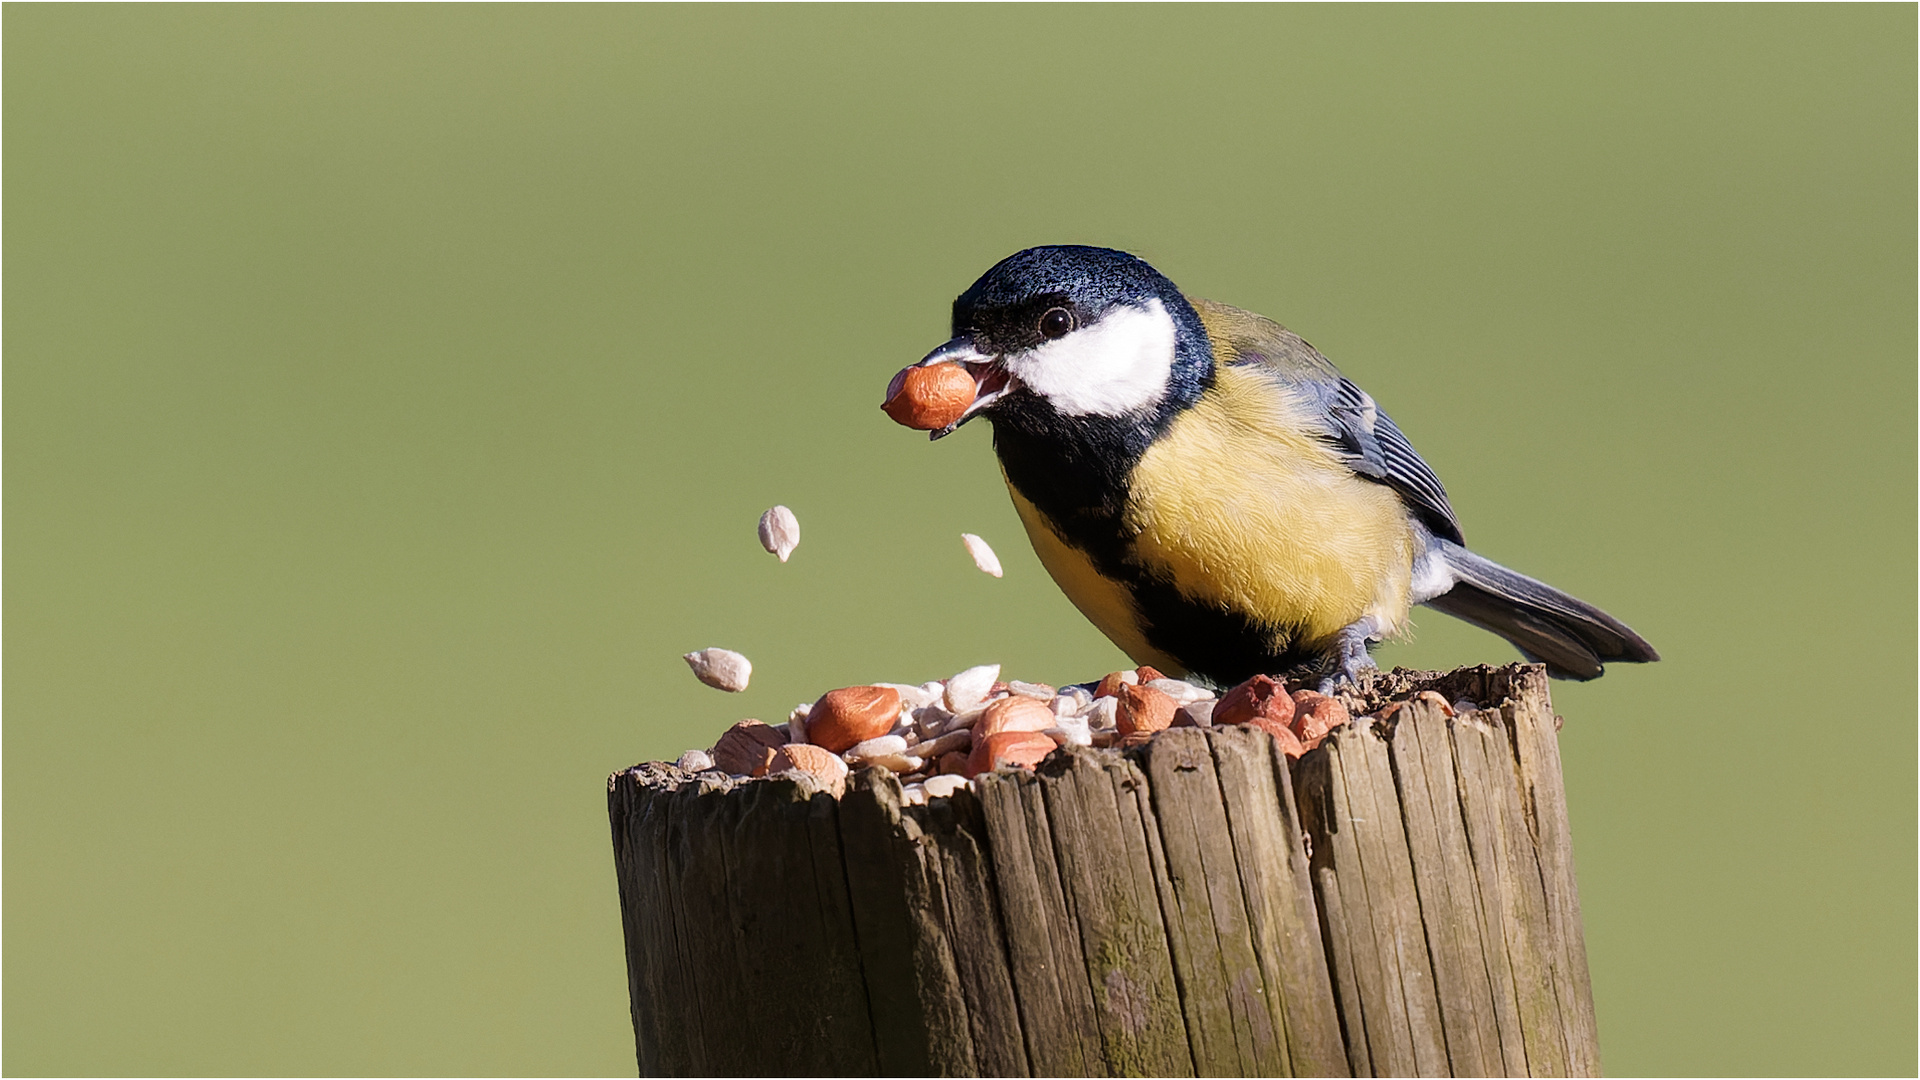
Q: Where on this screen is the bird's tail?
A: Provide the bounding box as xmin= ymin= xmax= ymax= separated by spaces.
xmin=1424 ymin=539 xmax=1659 ymax=680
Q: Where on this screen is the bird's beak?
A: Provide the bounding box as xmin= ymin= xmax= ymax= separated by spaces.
xmin=916 ymin=336 xmax=1020 ymax=441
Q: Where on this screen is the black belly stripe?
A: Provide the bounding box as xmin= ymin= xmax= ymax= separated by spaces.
xmin=1124 ymin=572 xmax=1323 ymax=687
xmin=991 ymin=398 xmax=1326 ymax=688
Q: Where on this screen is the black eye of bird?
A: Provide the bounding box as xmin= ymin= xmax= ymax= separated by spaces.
xmin=1039 ymin=307 xmax=1074 ymax=340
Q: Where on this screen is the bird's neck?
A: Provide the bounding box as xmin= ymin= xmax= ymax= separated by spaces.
xmin=992 ymin=310 xmax=1213 ymax=514
xmin=990 ymin=403 xmax=1152 ymax=529
xmin=991 ymin=379 xmax=1206 ymax=550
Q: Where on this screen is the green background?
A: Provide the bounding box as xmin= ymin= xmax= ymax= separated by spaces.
xmin=7 ymin=5 xmax=1913 ymax=1075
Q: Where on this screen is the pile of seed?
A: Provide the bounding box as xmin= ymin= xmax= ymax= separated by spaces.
xmin=670 ymin=504 xmax=1367 ymax=801
xmin=671 ymin=663 xmax=1358 ymax=804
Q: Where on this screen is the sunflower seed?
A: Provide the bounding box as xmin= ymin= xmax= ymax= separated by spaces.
xmin=960 ymin=533 xmax=1003 ymax=577
xmin=1044 ymin=718 xmax=1092 ymax=747
xmin=944 ymin=663 xmax=1000 ymax=712
xmin=946 ymin=705 xmax=988 ymax=733
xmin=913 ymin=704 xmax=955 ymax=739
xmin=758 ymin=505 xmax=800 ymax=562
xmin=919 ymin=728 xmax=973 ymax=759
xmin=1086 ymin=695 xmax=1120 ymax=731
xmin=875 ymin=682 xmax=936 ymax=708
xmin=683 ymin=647 xmax=752 ymax=692
xmin=1178 ymin=700 xmax=1216 ymax=727
xmin=1147 ymin=678 xmax=1214 ymax=704
xmin=845 ymin=735 xmax=910 ymax=763
xmin=922 ymin=774 xmax=970 ymax=799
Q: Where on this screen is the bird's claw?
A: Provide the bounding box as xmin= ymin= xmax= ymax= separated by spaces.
xmin=1318 ymin=617 xmax=1382 ymax=694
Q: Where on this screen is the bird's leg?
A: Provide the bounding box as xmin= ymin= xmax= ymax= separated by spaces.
xmin=1319 ymin=615 xmax=1382 ymax=693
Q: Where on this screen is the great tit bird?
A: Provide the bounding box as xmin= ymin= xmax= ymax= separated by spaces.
xmin=910 ymin=245 xmax=1657 ymax=689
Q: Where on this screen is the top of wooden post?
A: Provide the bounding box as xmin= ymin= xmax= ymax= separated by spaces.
xmin=609 ymin=662 xmax=1599 ymax=1077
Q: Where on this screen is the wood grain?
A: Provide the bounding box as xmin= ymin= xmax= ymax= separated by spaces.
xmin=836 ymin=768 xmax=975 ymax=1075
xmin=1141 ymin=728 xmax=1269 ymax=1075
xmin=608 ymin=662 xmax=1597 ymax=1077
xmin=974 ymin=771 xmax=1101 ymax=1075
xmin=1041 ymin=748 xmax=1192 ymax=1076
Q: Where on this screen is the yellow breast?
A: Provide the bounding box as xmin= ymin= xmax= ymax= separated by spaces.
xmin=1124 ymin=364 xmax=1417 ymax=649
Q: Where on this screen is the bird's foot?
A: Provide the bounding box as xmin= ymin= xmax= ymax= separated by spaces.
xmin=1317 ymin=617 xmax=1382 ymax=694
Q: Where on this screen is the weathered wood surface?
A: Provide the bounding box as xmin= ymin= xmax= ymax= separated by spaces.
xmin=608 ymin=662 xmax=1598 ymax=1077
xmin=1297 ymin=663 xmax=1602 ymax=1078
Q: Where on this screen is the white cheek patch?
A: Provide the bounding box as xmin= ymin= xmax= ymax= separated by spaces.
xmin=1003 ymin=299 xmax=1178 ymax=417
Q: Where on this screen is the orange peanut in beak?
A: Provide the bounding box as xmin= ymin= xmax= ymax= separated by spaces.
xmin=882 ymin=362 xmax=977 ymax=430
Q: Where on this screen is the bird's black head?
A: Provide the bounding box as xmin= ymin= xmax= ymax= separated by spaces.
xmin=913 ymin=246 xmax=1214 ymax=438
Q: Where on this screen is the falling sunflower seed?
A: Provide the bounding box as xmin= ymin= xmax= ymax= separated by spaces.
xmin=961 ymin=533 xmax=1003 ymax=577
xmin=683 ymin=647 xmax=752 ymax=692
xmin=758 ymin=505 xmax=800 ymax=562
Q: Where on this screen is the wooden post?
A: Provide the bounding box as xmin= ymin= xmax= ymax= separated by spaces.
xmin=607 ymin=663 xmax=1599 ymax=1077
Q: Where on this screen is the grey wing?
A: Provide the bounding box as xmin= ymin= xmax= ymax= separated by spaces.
xmin=1325 ymin=377 xmax=1464 ymax=545
xmin=1190 ymin=297 xmax=1465 ymax=544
